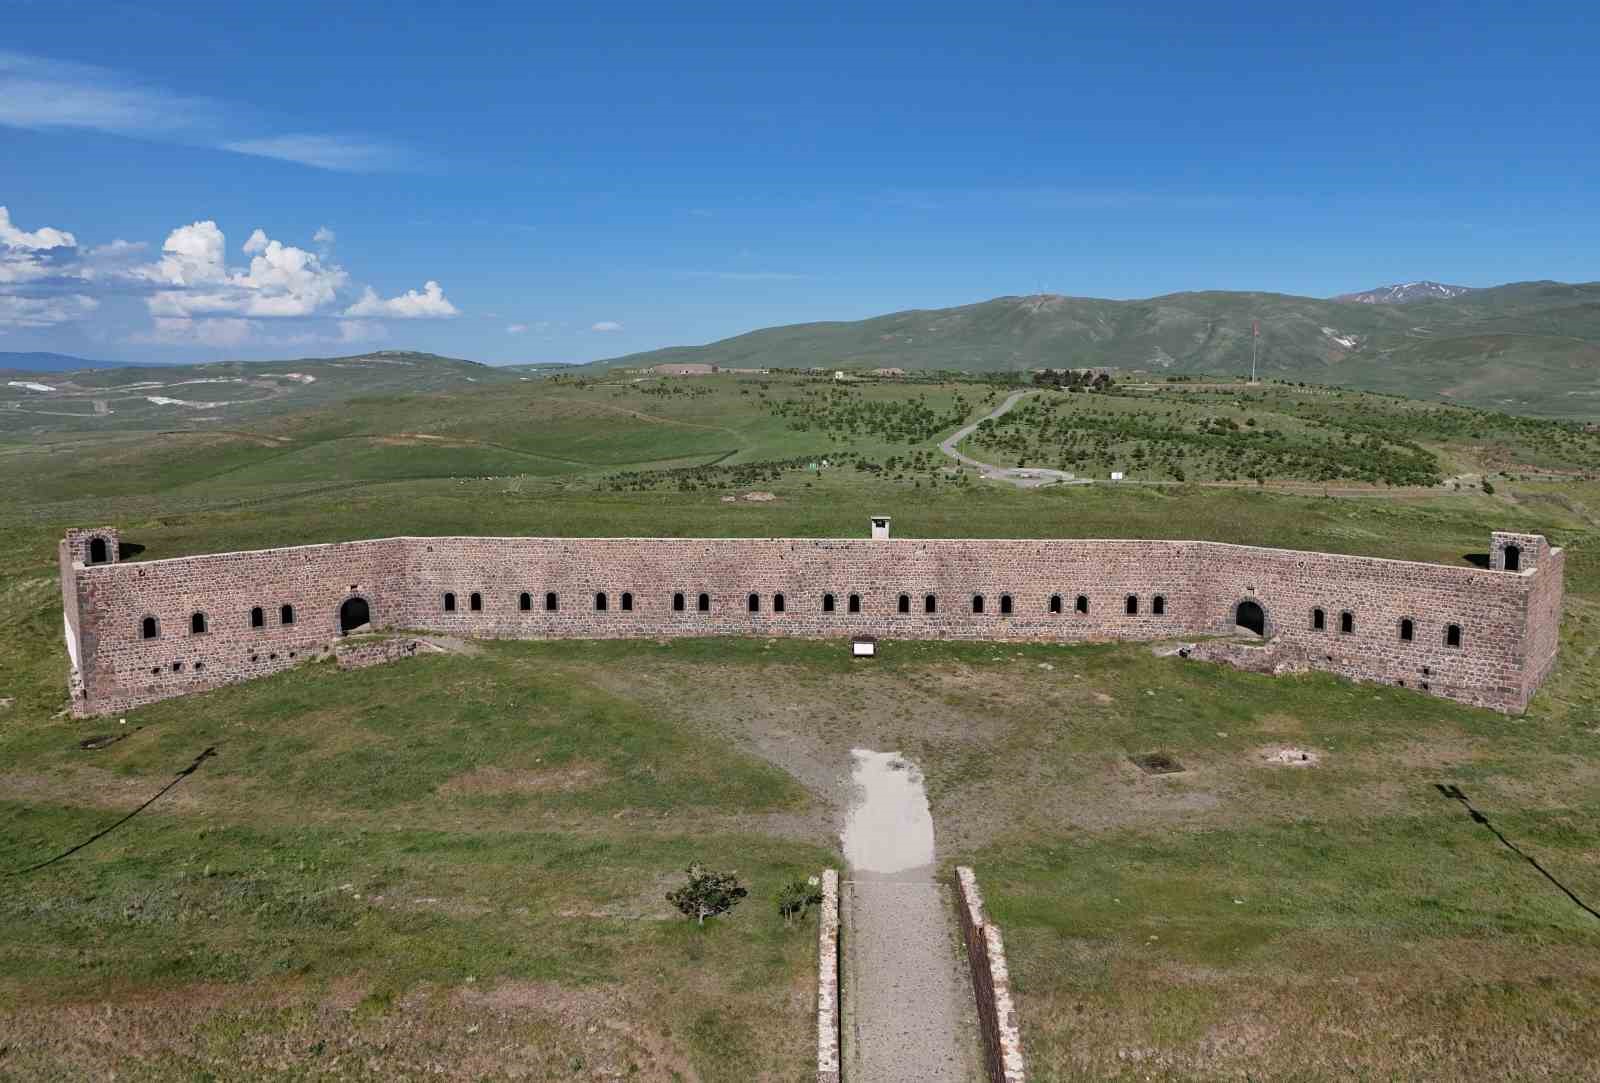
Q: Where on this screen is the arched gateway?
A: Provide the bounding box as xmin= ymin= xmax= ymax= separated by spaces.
xmin=339 ymin=596 xmax=371 ymax=634
xmin=1235 ymin=599 xmax=1266 ymax=637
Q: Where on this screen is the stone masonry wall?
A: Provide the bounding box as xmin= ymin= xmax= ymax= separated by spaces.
xmin=956 ymin=866 xmax=1026 ymax=1083
xmin=61 ymin=530 xmax=1562 ymax=717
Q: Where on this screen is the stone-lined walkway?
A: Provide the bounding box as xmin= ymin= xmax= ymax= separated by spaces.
xmin=839 ymin=750 xmax=979 ymax=1081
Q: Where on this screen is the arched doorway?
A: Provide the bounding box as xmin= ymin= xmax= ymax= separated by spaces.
xmin=1235 ymin=599 xmax=1266 ymax=637
xmin=339 ymin=596 xmax=371 ymax=634
xmin=88 ymin=537 xmax=108 ymax=564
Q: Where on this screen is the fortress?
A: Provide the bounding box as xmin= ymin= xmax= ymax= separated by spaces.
xmin=58 ymin=520 xmax=1563 ymax=718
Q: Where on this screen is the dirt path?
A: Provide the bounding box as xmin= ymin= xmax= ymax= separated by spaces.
xmin=841 ymin=750 xmax=979 ymax=1082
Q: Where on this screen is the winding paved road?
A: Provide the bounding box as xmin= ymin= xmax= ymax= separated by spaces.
xmin=938 ymin=389 xmax=1088 ymax=488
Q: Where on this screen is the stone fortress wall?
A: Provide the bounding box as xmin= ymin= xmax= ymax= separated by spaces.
xmin=58 ymin=521 xmax=1563 ymax=718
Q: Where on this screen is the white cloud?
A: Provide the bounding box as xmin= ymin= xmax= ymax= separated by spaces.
xmin=134 ymin=316 xmax=256 ymax=347
xmin=0 ymin=204 xmax=76 ymax=251
xmin=313 ymin=226 xmax=336 ymax=245
xmin=143 ymin=221 xmax=349 ymax=318
xmin=591 ymin=320 xmax=623 ymax=332
xmin=506 ymin=323 xmax=528 ymax=334
xmin=222 ymin=135 xmax=404 ymax=173
xmin=339 ymin=320 xmax=385 ymax=342
xmin=0 ymin=204 xmax=80 ymax=285
xmin=0 ymin=51 xmax=406 ymax=173
xmin=0 ymin=293 xmax=98 ymax=328
xmin=343 ymin=280 xmax=459 ymax=319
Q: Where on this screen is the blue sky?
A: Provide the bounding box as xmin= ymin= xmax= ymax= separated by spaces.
xmin=2 ymin=0 xmax=1596 ymax=364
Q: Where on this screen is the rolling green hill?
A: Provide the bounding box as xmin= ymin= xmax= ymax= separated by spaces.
xmin=596 ymin=281 xmax=1600 ymax=417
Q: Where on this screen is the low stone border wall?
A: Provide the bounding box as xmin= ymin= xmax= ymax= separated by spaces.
xmin=956 ymin=866 xmax=1026 ymax=1083
xmin=334 ymin=637 xmax=424 ymax=670
xmin=817 ymin=868 xmax=841 ymax=1083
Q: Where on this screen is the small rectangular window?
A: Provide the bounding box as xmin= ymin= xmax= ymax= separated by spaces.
xmin=250 ymin=606 xmax=265 ymax=628
xmin=595 ymin=592 xmax=608 ymax=611
xmin=1399 ymin=618 xmax=1414 ymax=642
xmin=1049 ymin=594 xmax=1062 ymax=614
xmin=280 ymin=604 xmax=295 ymax=626
xmin=621 ymin=592 xmax=633 ymax=612
xmin=1311 ymin=608 xmax=1325 ymax=631
xmin=673 ymin=591 xmax=686 ymax=612
xmin=519 ymin=592 xmax=532 ymax=611
xmin=748 ymin=593 xmax=760 ymax=612
xmin=972 ymin=594 xmax=985 ymax=614
xmin=924 ymin=594 xmax=937 ymax=614
xmin=1446 ymin=624 xmax=1462 ymax=648
xmin=848 ymin=593 xmax=861 ymax=614
xmin=1340 ymin=611 xmax=1354 ymax=635
xmin=898 ymin=594 xmax=910 ymax=614
xmin=1075 ymin=595 xmax=1089 ymax=614
xmin=545 ymin=592 xmax=559 ymax=612
xmin=444 ymin=592 xmax=456 ymax=612
xmin=774 ymin=593 xmax=786 ymax=613
xmin=1126 ymin=595 xmax=1139 ymax=615
xmin=1152 ymin=595 xmax=1165 ymax=616
xmin=823 ymin=593 xmax=836 ymax=613
xmin=469 ymin=592 xmax=483 ymax=612
xmin=1000 ymin=594 xmax=1013 ymax=615
xmin=697 ymin=592 xmax=710 ymax=612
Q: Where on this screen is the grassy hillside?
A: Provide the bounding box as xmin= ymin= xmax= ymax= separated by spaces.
xmin=597 ymin=281 xmax=1600 ymax=417
xmin=1 ymin=365 xmax=1597 ymax=1078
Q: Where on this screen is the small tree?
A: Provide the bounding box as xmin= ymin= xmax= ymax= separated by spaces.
xmin=667 ymin=864 xmax=748 ymax=926
xmin=776 ymin=876 xmax=824 ymax=929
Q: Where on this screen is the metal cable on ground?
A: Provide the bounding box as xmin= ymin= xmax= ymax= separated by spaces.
xmin=7 ymin=746 xmax=216 ymax=876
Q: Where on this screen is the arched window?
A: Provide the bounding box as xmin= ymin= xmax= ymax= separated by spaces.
xmin=595 ymin=592 xmax=608 ymax=612
xmin=1152 ymin=595 xmax=1165 ymax=615
xmin=823 ymin=593 xmax=836 ymax=613
xmin=848 ymin=593 xmax=861 ymax=614
xmin=469 ymin=592 xmax=483 ymax=612
xmin=1504 ymin=544 xmax=1521 ymax=572
xmin=621 ymin=592 xmax=634 ymax=612
xmin=545 ymin=592 xmax=559 ymax=612
xmin=519 ymin=592 xmax=532 ymax=611
xmin=748 ymin=593 xmax=761 ymax=612
xmin=1000 ymin=594 xmax=1013 ymax=615
xmin=1075 ymin=595 xmax=1089 ymax=614
xmin=673 ymin=592 xmax=686 ymax=612
xmin=1340 ymin=611 xmax=1354 ymax=635
xmin=280 ymin=604 xmax=295 ymax=626
xmin=140 ymin=615 xmax=159 ymax=639
xmin=1311 ymin=607 xmax=1325 ymax=631
xmin=1125 ymin=595 xmax=1139 ymax=615
xmin=443 ymin=592 xmax=457 ymax=612
xmin=1049 ymin=594 xmax=1063 ymax=614
xmin=972 ymin=594 xmax=985 ymax=614
xmin=924 ymin=594 xmax=937 ymax=614
xmin=88 ymin=537 xmax=108 ymax=564
xmin=1445 ymin=623 xmax=1462 ymax=648
xmin=250 ymin=606 xmax=265 ymax=628
xmin=190 ymin=612 xmax=207 ymax=635
xmin=774 ymin=593 xmax=786 ymax=613
xmin=898 ymin=593 xmax=911 ymax=614
xmin=697 ymin=593 xmax=710 ymax=612
xmin=1399 ymin=618 xmax=1415 ymax=642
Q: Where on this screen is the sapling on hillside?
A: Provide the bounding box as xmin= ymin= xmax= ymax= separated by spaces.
xmin=666 ymin=864 xmax=748 ymax=926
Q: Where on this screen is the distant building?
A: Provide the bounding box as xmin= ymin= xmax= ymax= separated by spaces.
xmin=651 ymin=363 xmax=719 ymax=376
xmin=872 ymin=367 xmax=907 ymax=377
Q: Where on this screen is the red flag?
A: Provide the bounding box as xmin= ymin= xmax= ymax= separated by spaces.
xmin=1253 ymin=320 xmax=1260 ymax=337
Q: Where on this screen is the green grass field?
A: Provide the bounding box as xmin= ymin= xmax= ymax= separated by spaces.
xmin=1 ymin=362 xmax=1598 ymax=1079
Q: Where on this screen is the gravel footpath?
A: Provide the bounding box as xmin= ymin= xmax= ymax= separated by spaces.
xmin=841 ymin=751 xmax=980 ymax=1082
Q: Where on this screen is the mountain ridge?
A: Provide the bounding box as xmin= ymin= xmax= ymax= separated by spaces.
xmin=591 ymin=279 xmax=1600 ymax=416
